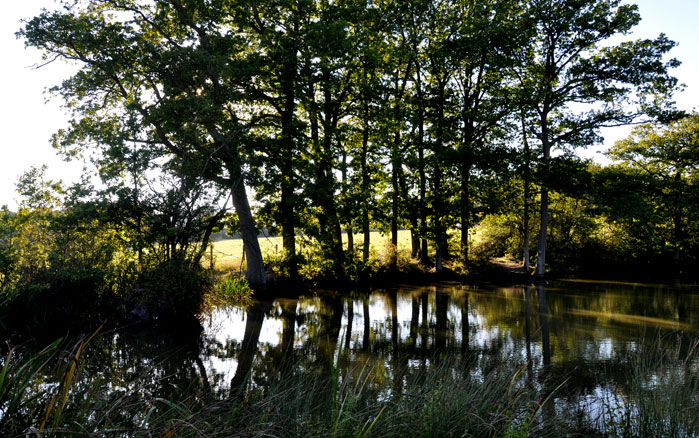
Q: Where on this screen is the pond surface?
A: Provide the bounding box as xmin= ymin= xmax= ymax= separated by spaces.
xmin=69 ymin=280 xmax=699 ymax=398
xmin=8 ymin=279 xmax=699 ymax=430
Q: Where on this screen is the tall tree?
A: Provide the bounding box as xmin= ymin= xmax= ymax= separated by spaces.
xmin=451 ymin=0 xmax=522 ymax=262
xmin=298 ymin=0 xmax=363 ymax=271
xmin=423 ymin=0 xmax=459 ymax=271
xmin=514 ymin=0 xmax=679 ymax=278
xmin=239 ymin=0 xmax=306 ymax=278
xmin=21 ymin=0 xmax=271 ymax=287
xmin=609 ymin=114 xmax=699 ymax=283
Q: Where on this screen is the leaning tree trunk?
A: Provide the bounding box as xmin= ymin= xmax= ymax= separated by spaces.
xmin=230 ymin=173 xmax=266 ymax=289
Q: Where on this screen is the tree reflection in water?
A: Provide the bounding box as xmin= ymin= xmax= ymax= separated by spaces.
xmin=8 ymin=280 xmax=699 ymax=427
xmin=230 ymin=299 xmax=272 ymax=393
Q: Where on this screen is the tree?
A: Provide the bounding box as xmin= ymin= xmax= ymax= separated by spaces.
xmin=236 ymin=0 xmax=306 ymax=278
xmin=514 ymin=0 xmax=680 ymax=278
xmin=609 ymin=114 xmax=699 ymax=282
xmin=20 ymin=0 xmax=268 ymax=287
xmin=450 ymin=0 xmax=523 ymax=262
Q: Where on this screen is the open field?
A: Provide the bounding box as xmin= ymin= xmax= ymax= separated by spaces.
xmin=211 ymin=230 xmax=414 ymax=271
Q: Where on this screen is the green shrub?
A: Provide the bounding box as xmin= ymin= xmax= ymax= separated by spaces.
xmin=470 ymin=214 xmax=521 ymax=262
xmin=134 ymin=259 xmax=212 ymax=320
xmin=211 ymin=275 xmax=252 ymax=307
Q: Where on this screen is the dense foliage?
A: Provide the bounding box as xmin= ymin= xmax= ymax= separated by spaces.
xmin=2 ymin=0 xmax=696 ymax=324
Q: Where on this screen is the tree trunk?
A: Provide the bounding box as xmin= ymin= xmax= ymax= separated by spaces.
xmin=460 ymin=161 xmax=471 ymax=261
xmin=363 ymin=222 xmax=370 ymax=263
xmin=279 ymin=33 xmax=299 ymax=278
xmin=434 ymin=164 xmax=444 ymax=272
xmin=535 ymin=184 xmax=549 ymax=279
xmin=535 ymin=130 xmax=551 ymax=279
xmin=341 ymin=147 xmax=354 ymax=254
xmin=361 ymin=107 xmax=371 ymax=263
xmin=410 ymin=227 xmax=420 ymax=259
xmin=391 ymin=135 xmax=400 ymax=268
xmin=415 ymin=65 xmax=429 ymax=264
xmin=308 ymin=76 xmax=344 ymax=270
xmin=389 ymin=59 xmax=412 ymax=267
xmin=432 ymin=79 xmax=447 ymax=272
xmin=460 ymin=113 xmax=474 ymax=262
xmin=521 ymin=114 xmax=532 ymax=272
xmin=672 ymin=170 xmax=683 ymax=285
xmin=321 ymin=71 xmax=345 ymax=268
xmin=231 ymin=174 xmax=266 ymax=289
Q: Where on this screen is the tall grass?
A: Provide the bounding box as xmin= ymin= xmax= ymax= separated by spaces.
xmin=0 ymin=345 xmax=556 ymax=437
xmin=595 ymin=338 xmax=699 ymax=438
xmin=1 ymin=334 xmax=698 ymax=437
xmin=0 ymin=332 xmax=103 ymax=436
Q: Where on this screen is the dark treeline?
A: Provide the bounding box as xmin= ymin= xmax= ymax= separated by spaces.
xmin=1 ymin=0 xmax=697 ymax=323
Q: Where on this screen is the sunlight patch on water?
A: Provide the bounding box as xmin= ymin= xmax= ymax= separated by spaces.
xmin=568 ymin=309 xmax=690 ymax=330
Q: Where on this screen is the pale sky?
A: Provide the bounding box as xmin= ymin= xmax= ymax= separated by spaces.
xmin=1 ymin=0 xmax=698 ymax=210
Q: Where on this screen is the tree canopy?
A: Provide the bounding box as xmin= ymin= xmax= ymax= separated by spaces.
xmin=15 ymin=0 xmax=682 ymax=291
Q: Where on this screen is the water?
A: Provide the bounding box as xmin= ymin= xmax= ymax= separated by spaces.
xmin=5 ymin=279 xmax=699 ymax=431
xmin=82 ymin=281 xmax=698 ymax=396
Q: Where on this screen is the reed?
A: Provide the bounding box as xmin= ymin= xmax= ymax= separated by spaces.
xmin=2 ymin=334 xmax=699 ymax=437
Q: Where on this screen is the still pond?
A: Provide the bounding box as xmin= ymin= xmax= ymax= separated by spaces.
xmin=8 ymin=279 xmax=699 ymax=433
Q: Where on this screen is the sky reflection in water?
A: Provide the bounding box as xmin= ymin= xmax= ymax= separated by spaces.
xmin=192 ymin=281 xmax=699 ymax=401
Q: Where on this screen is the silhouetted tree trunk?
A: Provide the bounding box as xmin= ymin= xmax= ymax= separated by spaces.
xmin=279 ymin=31 xmax=299 ymax=279
xmin=361 ymin=114 xmax=371 ymax=262
xmin=535 ymin=130 xmax=551 ymax=279
xmin=230 ymin=174 xmax=266 ymax=289
xmin=521 ymin=114 xmax=532 ymax=272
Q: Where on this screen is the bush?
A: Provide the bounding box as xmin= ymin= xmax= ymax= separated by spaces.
xmin=133 ymin=259 xmax=212 ymax=321
xmin=208 ymin=275 xmax=252 ymax=308
xmin=470 ymin=214 xmax=521 ymax=262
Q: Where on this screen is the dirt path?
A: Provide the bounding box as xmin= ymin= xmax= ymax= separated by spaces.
xmin=491 ymin=260 xmax=529 ymax=274
xmin=480 ymin=260 xmax=533 ymax=285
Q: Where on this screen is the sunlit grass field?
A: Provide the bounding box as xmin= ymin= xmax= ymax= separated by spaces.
xmin=211 ymin=230 xmax=414 ymax=272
